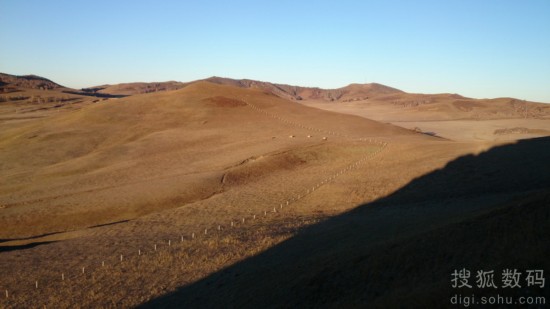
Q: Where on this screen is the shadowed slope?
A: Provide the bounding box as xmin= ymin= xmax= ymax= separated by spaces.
xmin=141 ymin=137 xmax=550 ymax=308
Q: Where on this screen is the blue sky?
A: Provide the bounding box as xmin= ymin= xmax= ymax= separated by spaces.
xmin=1 ymin=0 xmax=549 ymax=102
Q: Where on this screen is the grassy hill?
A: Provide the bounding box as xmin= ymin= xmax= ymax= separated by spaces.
xmin=0 ymin=73 xmax=547 ymax=308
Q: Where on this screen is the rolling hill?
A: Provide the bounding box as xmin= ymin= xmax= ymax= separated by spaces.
xmin=0 ymin=73 xmax=64 ymax=91
xmin=86 ymin=75 xmax=550 ymax=139
xmin=0 ymin=73 xmax=548 ymax=308
xmin=0 ymin=80 xmax=416 ymax=239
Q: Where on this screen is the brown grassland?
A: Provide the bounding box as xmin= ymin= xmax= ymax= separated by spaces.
xmin=0 ymin=75 xmax=548 ymax=308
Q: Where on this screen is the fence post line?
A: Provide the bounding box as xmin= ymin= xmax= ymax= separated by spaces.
xmin=62 ymin=273 xmax=64 ymax=281
xmin=35 ymin=281 xmax=38 ymax=289
xmin=5 ymin=289 xmax=8 ymax=299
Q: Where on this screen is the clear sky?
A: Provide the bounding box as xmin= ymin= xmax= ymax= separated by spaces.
xmin=1 ymin=0 xmax=549 ymax=102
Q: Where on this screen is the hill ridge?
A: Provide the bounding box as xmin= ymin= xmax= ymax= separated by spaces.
xmin=0 ymin=72 xmax=64 ymax=91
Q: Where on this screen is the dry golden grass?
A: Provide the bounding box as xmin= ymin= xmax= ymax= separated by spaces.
xmin=1 ymin=217 xmax=314 ymax=308
xmin=1 ymin=80 xmax=546 ymax=308
xmin=0 ymin=81 xmax=413 ymax=239
xmin=303 ymin=93 xmax=550 ymax=142
xmin=139 ymin=137 xmax=550 ymax=308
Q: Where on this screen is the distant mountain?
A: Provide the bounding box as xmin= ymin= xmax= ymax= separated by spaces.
xmin=74 ymin=76 xmax=550 ymax=119
xmin=3 ymin=72 xmax=547 ymax=121
xmin=84 ymin=81 xmax=188 ymax=96
xmin=0 ymin=72 xmax=126 ymax=99
xmin=0 ymin=73 xmax=64 ymax=92
xmin=203 ymin=77 xmax=404 ymax=101
xmin=88 ymin=76 xmax=404 ymax=102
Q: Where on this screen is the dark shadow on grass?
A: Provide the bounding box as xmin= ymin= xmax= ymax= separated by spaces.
xmin=0 ymin=219 xmax=130 ymax=244
xmin=0 ymin=241 xmax=58 ymax=253
xmin=0 ymin=232 xmax=61 ymax=244
xmin=140 ymin=137 xmax=550 ymax=308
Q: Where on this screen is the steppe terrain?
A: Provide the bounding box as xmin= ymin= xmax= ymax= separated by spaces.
xmin=0 ymin=73 xmax=548 ymax=307
xmin=300 ymin=90 xmax=550 ymax=142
